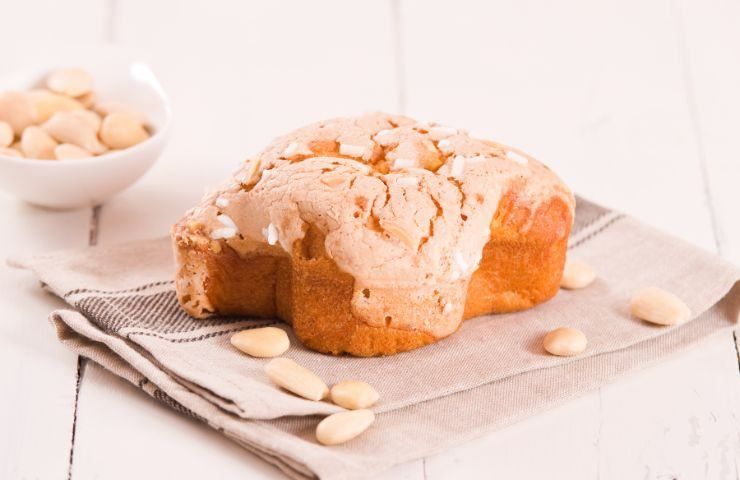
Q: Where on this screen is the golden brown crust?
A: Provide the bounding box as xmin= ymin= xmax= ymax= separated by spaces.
xmin=463 ymin=193 xmax=571 ymax=318
xmin=172 ymin=190 xmax=571 ymax=356
xmin=172 ymin=113 xmax=575 ymax=356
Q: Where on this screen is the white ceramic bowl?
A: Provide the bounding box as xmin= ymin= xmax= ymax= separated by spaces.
xmin=0 ymin=52 xmax=170 ymax=209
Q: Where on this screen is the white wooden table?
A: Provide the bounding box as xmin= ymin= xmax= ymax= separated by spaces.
xmin=2 ymin=1 xmax=739 ymax=478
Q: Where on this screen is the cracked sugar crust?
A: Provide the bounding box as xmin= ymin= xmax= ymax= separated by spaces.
xmin=175 ymin=112 xmax=575 ymax=290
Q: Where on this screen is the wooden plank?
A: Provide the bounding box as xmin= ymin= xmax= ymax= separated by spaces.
xmin=401 ymin=0 xmax=715 ymax=249
xmin=74 ymin=363 xmax=284 ymax=479
xmin=676 ymin=0 xmax=740 ymax=265
xmin=596 ymin=333 xmax=740 ymax=478
xmin=0 ymin=1 xmax=108 ymax=478
xmin=675 ymin=0 xmax=740 ymax=376
xmin=0 ymin=199 xmax=90 ymax=480
xmin=424 ymin=394 xmax=600 ymax=478
xmin=0 ymin=0 xmax=107 ymax=70
xmin=424 ymin=333 xmax=740 ymax=479
xmin=75 ymin=364 xmax=423 ymax=479
xmin=399 ymin=0 xmax=740 ymax=477
xmin=71 ymin=1 xmax=423 ymax=479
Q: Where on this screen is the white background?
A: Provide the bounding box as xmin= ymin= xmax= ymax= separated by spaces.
xmin=1 ymin=0 xmax=739 ymax=478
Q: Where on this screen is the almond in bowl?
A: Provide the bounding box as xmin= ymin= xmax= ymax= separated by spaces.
xmin=0 ymin=67 xmax=152 ymax=161
xmin=0 ymin=53 xmax=170 ymax=209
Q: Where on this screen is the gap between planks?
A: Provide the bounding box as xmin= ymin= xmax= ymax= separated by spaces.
xmin=671 ymin=0 xmax=739 ymax=373
xmin=671 ymin=0 xmax=722 ymax=256
xmin=67 ymin=0 xmax=116 ymax=474
xmin=67 ymin=204 xmax=102 ymax=480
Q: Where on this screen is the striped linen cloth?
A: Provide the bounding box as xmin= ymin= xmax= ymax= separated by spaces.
xmin=10 ymin=197 xmax=740 ymax=480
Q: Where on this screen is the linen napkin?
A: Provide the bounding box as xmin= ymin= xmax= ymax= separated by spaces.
xmin=10 ymin=197 xmax=740 ymax=480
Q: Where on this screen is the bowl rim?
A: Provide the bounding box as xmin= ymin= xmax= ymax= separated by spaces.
xmin=0 ymin=60 xmax=172 ymax=166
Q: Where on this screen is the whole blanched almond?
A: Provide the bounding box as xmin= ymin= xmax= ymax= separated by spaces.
xmin=47 ymin=67 xmax=93 ymax=97
xmin=0 ymin=121 xmax=12 ymax=147
xmin=316 ymin=409 xmax=375 ymax=446
xmin=100 ymin=112 xmax=149 ymax=149
xmin=93 ymin=100 xmax=148 ymax=125
xmin=380 ymin=220 xmax=418 ymax=249
xmin=320 ymin=175 xmax=346 ymax=187
xmin=0 ymin=91 xmax=36 ymax=135
xmin=55 ymin=143 xmax=92 ymax=160
xmin=543 ymin=327 xmax=587 ymax=356
xmin=240 ymin=158 xmax=261 ymax=186
xmin=21 ymin=126 xmax=58 ymax=160
xmin=43 ymin=111 xmax=107 ymax=154
xmin=560 ymin=259 xmax=596 ymax=289
xmin=66 ymin=109 xmax=102 ymax=132
xmin=281 ymin=141 xmax=312 ymax=160
xmin=76 ymin=90 xmax=97 ymax=108
xmin=27 ymin=89 xmax=84 ymax=123
xmin=265 ymin=358 xmax=328 ymax=401
xmin=230 ymin=327 xmax=290 ymax=358
xmin=0 ymin=147 xmax=23 ymax=158
xmin=330 ymin=381 xmax=379 ymax=410
xmin=630 ymin=287 xmax=691 ymax=326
